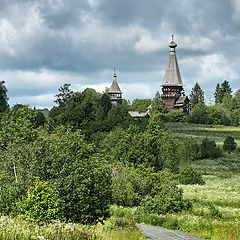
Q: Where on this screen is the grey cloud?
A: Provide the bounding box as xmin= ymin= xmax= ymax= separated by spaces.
xmin=0 ymin=0 xmax=239 ymax=108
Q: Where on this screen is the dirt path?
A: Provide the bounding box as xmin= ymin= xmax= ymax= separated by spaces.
xmin=137 ymin=224 xmax=204 ymax=240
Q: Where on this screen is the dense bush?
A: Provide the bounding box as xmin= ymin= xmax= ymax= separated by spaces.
xmin=207 ymin=105 xmax=231 ymax=126
xmin=139 ymin=183 xmax=186 ymax=215
xmin=111 ymin=164 xmax=188 ymax=214
xmin=200 ymin=138 xmax=222 ymax=159
xmin=178 ymin=167 xmax=205 ymax=185
xmin=223 ymin=136 xmax=237 ymax=154
xmin=14 ymin=179 xmax=60 ymax=222
xmin=178 ymin=137 xmax=200 ymax=163
xmin=187 ymin=103 xmax=209 ymax=124
xmin=164 ymin=109 xmax=186 ymax=122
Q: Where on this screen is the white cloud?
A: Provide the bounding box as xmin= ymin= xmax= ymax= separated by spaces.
xmin=134 ymin=35 xmax=164 ymax=54
xmin=10 ymin=93 xmax=55 ymax=109
xmin=2 ymin=68 xmax=91 ymax=91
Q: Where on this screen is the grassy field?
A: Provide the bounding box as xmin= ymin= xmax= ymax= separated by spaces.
xmin=0 ymin=216 xmax=144 ymax=240
xmin=166 ymin=122 xmax=240 ymax=145
xmin=168 ymin=122 xmax=240 ymax=239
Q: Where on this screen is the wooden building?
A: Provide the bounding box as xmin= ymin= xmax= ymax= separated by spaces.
xmin=108 ymin=69 xmax=123 ymax=106
xmin=161 ymin=36 xmax=190 ymax=114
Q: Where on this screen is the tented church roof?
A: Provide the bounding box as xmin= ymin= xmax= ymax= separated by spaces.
xmin=109 ymin=72 xmax=122 ymax=93
xmin=162 ymin=37 xmax=183 ymax=87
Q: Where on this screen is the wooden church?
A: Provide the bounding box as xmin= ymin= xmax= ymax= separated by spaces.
xmin=108 ymin=36 xmax=190 ymax=115
xmin=161 ymin=36 xmax=190 ymax=114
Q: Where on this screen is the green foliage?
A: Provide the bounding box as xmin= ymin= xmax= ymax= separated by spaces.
xmin=14 ymin=179 xmax=60 ymax=222
xmin=111 ymin=164 xmax=186 ymax=214
xmin=229 ymin=108 xmax=240 ymax=126
xmin=0 ymin=125 xmax=112 ymax=224
xmin=208 ymin=203 xmax=222 ymax=219
xmin=100 ymin=93 xmax=112 ymax=115
xmin=151 ymin=91 xmax=166 ymax=114
xmin=178 ymin=137 xmax=200 ymax=163
xmin=190 ymin=82 xmax=204 ymax=107
xmin=178 ymin=167 xmax=205 ymax=185
xmin=54 ymin=83 xmax=74 ymax=106
xmin=111 ymin=164 xmax=148 ymax=207
xmin=0 ymin=105 xmax=45 ymax=147
xmin=139 ymin=184 xmax=184 ymax=215
xmin=165 ymin=109 xmax=186 ymax=122
xmin=0 ymin=81 xmax=9 ymax=112
xmin=0 ymin=216 xmax=144 ymax=240
xmin=200 ymin=138 xmax=222 ymax=159
xmin=49 ymin=87 xmax=135 ymax=139
xmin=33 ymin=127 xmax=112 ymax=223
xmin=214 ymin=83 xmax=222 ymax=104
xmin=100 ymin=115 xmax=179 ymax=173
xmin=130 ymin=99 xmax=152 ymax=112
xmin=188 ymin=103 xmax=209 ymax=124
xmin=223 ymin=136 xmax=237 ymax=154
xmin=234 ymin=89 xmax=240 ymax=107
xmin=0 ymin=106 xmax=46 ymax=214
xmin=207 ymin=104 xmax=231 ymax=126
xmin=214 ymin=80 xmax=232 ymax=104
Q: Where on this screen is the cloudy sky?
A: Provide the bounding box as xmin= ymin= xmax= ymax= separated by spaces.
xmin=0 ymin=0 xmax=239 ymax=108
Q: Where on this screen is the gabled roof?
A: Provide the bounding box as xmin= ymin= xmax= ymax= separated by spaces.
xmin=128 ymin=111 xmax=149 ymax=118
xmin=162 ymin=38 xmax=183 ymax=87
xmin=39 ymin=108 xmax=49 ymax=118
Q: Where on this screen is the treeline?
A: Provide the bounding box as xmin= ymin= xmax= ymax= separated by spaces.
xmin=130 ymin=80 xmax=239 ymax=126
xmin=188 ymin=80 xmax=240 ymax=126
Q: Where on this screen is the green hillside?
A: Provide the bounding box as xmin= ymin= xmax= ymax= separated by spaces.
xmin=169 ymin=122 xmax=240 ymax=240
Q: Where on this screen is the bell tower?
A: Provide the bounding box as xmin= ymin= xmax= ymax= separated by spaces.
xmin=108 ymin=69 xmax=123 ymax=106
xmin=161 ymin=35 xmax=190 ymax=114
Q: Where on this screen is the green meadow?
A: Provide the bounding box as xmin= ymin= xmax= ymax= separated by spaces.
xmin=168 ymin=122 xmax=240 ymax=239
xmin=111 ymin=122 xmax=240 ymax=240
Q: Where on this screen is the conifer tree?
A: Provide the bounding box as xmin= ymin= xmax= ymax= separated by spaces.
xmin=214 ymin=83 xmax=222 ymax=104
xmin=223 ymin=136 xmax=237 ymax=154
xmin=189 ymin=82 xmax=204 ymax=108
xmin=0 ymin=81 xmax=9 ymax=112
xmin=214 ymin=80 xmax=232 ymax=104
xmin=221 ymin=80 xmax=232 ymax=96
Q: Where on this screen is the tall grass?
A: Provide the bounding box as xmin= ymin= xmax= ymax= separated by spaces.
xmin=169 ymin=122 xmax=240 ymax=239
xmin=0 ymin=216 xmax=144 ymax=240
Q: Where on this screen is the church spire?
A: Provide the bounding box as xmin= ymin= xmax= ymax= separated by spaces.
xmin=162 ymin=35 xmax=183 ymax=86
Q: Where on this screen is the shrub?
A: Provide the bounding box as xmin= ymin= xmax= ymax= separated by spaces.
xmin=207 ymin=105 xmax=231 ymax=126
xmin=223 ymin=136 xmax=237 ymax=154
xmin=200 ymin=138 xmax=222 ymax=159
xmin=165 ymin=109 xmax=186 ymax=122
xmin=178 ymin=167 xmax=205 ymax=185
xmin=178 ymin=137 xmax=200 ymax=163
xmin=187 ymin=103 xmax=209 ymax=124
xmin=139 ymin=183 xmax=185 ymax=215
xmin=14 ymin=179 xmax=60 ymax=222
